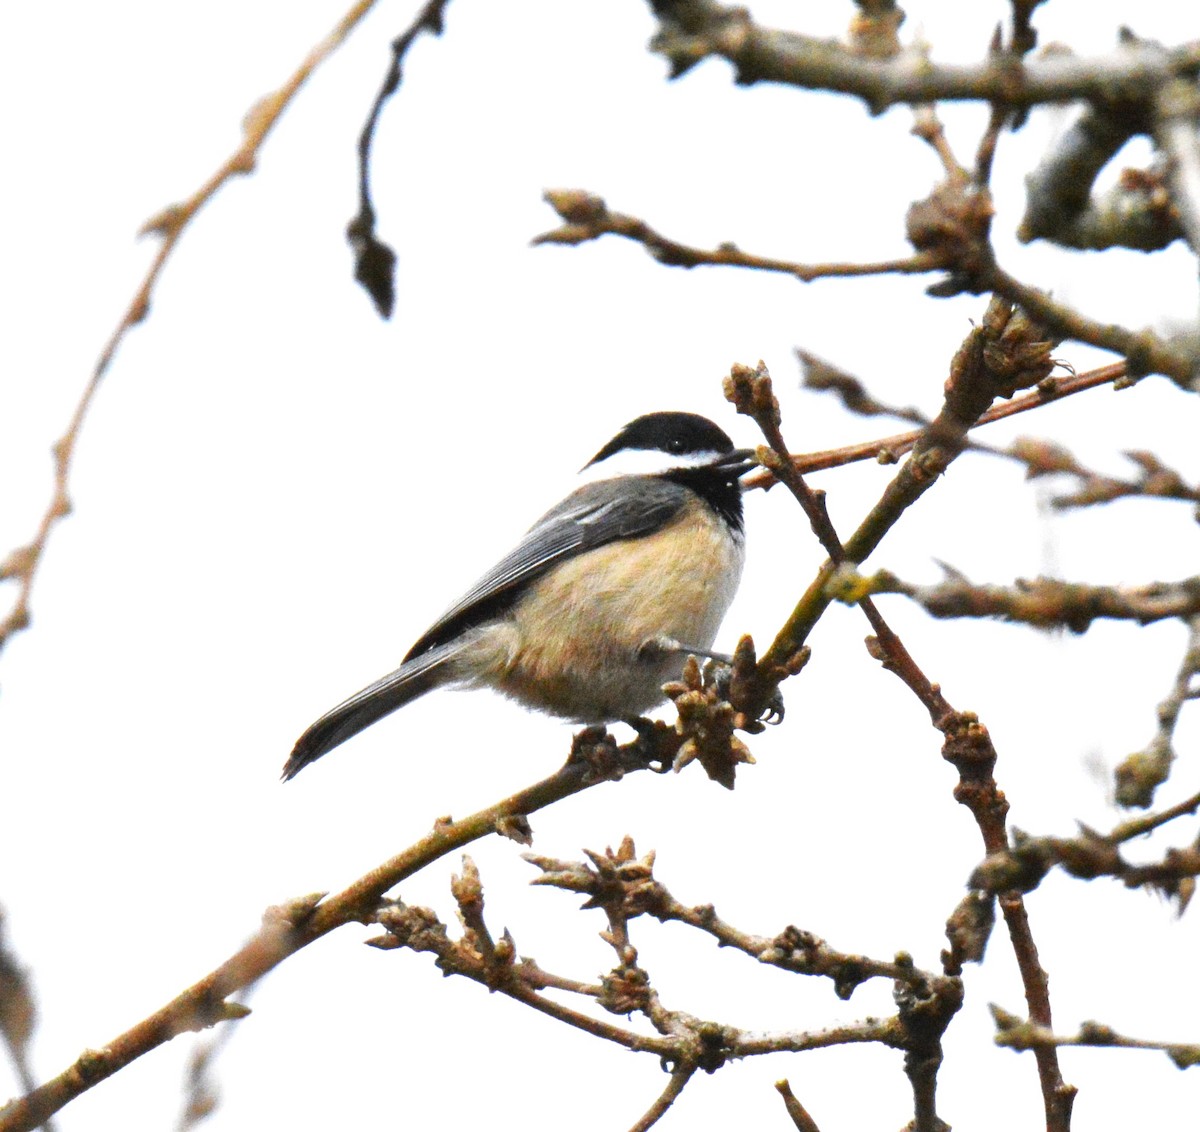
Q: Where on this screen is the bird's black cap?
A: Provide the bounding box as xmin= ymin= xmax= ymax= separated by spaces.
xmin=585 ymin=411 xmax=736 ymax=468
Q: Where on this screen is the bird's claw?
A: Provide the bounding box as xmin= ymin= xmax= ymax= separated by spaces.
xmin=760 ymin=688 xmax=786 ymax=725
xmin=707 ymin=661 xmax=785 ymax=726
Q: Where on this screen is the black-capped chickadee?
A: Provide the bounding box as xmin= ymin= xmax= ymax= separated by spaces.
xmin=283 ymin=411 xmax=756 ymax=780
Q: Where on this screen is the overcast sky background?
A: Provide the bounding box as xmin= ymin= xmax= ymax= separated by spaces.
xmin=3 ymin=2 xmax=1200 ymax=1129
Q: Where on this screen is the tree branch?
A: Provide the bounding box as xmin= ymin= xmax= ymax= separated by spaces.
xmin=1115 ymin=613 xmax=1200 ymax=807
xmin=535 ymin=190 xmax=942 ymax=282
xmin=346 ymin=0 xmax=451 ymax=317
xmin=991 ymin=1007 xmax=1200 ymax=1070
xmin=646 ymin=0 xmax=1200 ymax=112
xmin=969 ymin=786 xmax=1200 ymax=911
xmin=0 ymin=0 xmax=383 ymax=660
xmin=840 ymin=570 xmax=1200 ymax=632
xmin=0 ymin=735 xmax=665 ymax=1132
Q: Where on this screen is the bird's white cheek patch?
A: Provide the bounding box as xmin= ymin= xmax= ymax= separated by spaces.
xmin=576 ymin=447 xmax=729 ymax=483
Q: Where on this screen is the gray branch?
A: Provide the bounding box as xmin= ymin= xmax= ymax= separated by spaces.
xmin=647 ymin=0 xmax=1200 ymax=113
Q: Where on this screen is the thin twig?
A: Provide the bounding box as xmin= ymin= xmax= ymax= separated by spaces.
xmin=984 ymin=262 xmax=1196 ymax=388
xmin=847 ymin=571 xmax=1200 ymax=632
xmin=969 ymin=786 xmax=1200 ymax=910
xmin=378 ymin=842 xmax=926 ymax=1092
xmin=799 ymin=353 xmax=1198 ymax=508
xmin=0 ymin=0 xmax=382 ymax=659
xmin=627 ymin=1068 xmax=696 ymax=1132
xmin=528 ymin=841 xmax=947 ymax=996
xmin=1115 ymin=614 xmax=1200 ymax=807
xmin=745 ymin=360 xmax=1126 ymax=489
xmin=0 ymin=738 xmax=663 ymax=1132
xmin=534 ymin=190 xmax=944 ymax=281
xmin=775 ymin=1080 xmax=822 ymax=1132
xmin=735 ymin=298 xmax=1060 ymax=681
xmin=991 ymin=1007 xmax=1200 ymax=1070
xmin=726 ymin=331 xmax=1077 ymax=1129
xmin=346 ymin=0 xmax=452 ymax=316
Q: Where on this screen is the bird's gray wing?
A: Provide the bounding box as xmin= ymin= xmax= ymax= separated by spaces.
xmin=402 ymin=477 xmax=689 ymax=661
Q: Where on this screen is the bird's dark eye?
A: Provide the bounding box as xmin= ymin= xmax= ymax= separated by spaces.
xmin=668 ymin=438 xmax=686 ymax=454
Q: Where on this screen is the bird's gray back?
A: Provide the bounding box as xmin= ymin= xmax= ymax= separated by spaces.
xmin=402 ymin=476 xmax=692 ymax=663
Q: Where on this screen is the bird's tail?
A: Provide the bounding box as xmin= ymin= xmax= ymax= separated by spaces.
xmin=282 ymin=643 xmax=459 ymax=781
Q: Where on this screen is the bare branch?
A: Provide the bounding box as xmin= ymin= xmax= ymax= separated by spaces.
xmin=840 ymin=570 xmax=1200 ymax=632
xmin=969 ymin=786 xmax=1200 ymax=911
xmin=798 ymin=353 xmax=1200 ymax=510
xmin=1115 ymin=614 xmax=1200 ymax=807
xmin=646 ymin=0 xmax=1200 ymax=112
xmin=770 ymin=360 xmax=1126 ymax=486
xmin=775 ymin=1080 xmax=823 ymax=1132
xmin=1012 ymin=441 xmax=1200 ymax=509
xmin=733 ymin=297 xmax=1060 ymax=685
xmin=1020 ymin=100 xmax=1160 ymax=247
xmin=627 ymin=1068 xmax=695 ymax=1132
xmin=0 ymin=737 xmax=666 ymax=1132
xmin=991 ymin=1006 xmax=1200 ymax=1070
xmin=724 ymin=352 xmax=1070 ymax=1129
xmin=526 ymin=840 xmax=946 ymax=998
xmin=0 ymin=0 xmax=383 ymax=660
xmin=535 ymin=190 xmax=942 ymax=282
xmin=984 ymin=260 xmax=1197 ymax=387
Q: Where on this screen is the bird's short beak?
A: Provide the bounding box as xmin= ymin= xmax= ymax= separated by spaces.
xmin=716 ymin=447 xmax=759 ymax=477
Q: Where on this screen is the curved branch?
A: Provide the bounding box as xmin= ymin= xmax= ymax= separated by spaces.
xmin=0 ymin=742 xmax=660 ymax=1132
xmin=0 ymin=0 xmax=383 ymax=659
xmin=627 ymin=1067 xmax=695 ymax=1132
xmin=346 ymin=0 xmax=452 ymax=317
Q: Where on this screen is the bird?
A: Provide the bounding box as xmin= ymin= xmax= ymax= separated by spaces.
xmin=282 ymin=411 xmax=756 ymax=780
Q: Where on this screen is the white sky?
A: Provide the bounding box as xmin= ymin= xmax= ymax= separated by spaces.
xmin=2 ymin=2 xmax=1199 ymax=1130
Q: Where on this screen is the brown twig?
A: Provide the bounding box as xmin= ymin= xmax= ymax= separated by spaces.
xmin=627 ymin=1068 xmax=696 ymax=1132
xmin=0 ymin=736 xmax=665 ymax=1132
xmin=798 ymin=352 xmax=1200 ymax=511
xmin=842 ymin=570 xmax=1200 ymax=632
xmin=375 ymin=839 xmax=934 ymax=1123
xmin=744 ymin=361 xmax=1125 ymax=491
xmin=991 ymin=1007 xmax=1200 ymax=1069
xmin=775 ymin=1080 xmax=822 ymax=1132
xmin=725 ymin=334 xmax=1078 ymax=1129
xmin=630 ymin=6 xmax=1198 ymax=383
xmin=0 ymin=0 xmax=382 ymax=660
xmin=527 ymin=840 xmax=947 ymax=998
xmin=733 ymin=298 xmax=1061 ymax=684
xmin=534 ymin=190 xmax=944 ymax=281
xmin=800 ymin=351 xmax=1200 ymax=510
xmin=984 ymin=261 xmax=1196 ymax=387
xmin=1011 ymin=441 xmax=1200 ymax=509
xmin=523 ymin=837 xmax=960 ymax=1132
xmin=1115 ymin=614 xmax=1200 ymax=808
xmin=911 ymin=103 xmax=970 ymax=182
xmin=969 ymin=786 xmax=1200 ymax=911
